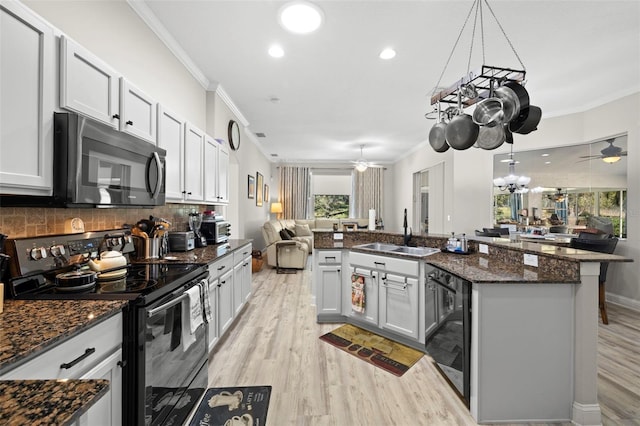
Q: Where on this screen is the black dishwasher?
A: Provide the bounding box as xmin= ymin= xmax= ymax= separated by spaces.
xmin=424 ymin=265 xmax=471 ymax=407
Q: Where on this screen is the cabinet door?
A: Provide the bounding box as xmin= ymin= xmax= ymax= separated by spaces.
xmin=379 ymin=274 xmax=420 ymax=340
xmin=79 ymin=349 xmax=123 ymax=426
xmin=207 ymin=277 xmax=219 ymax=353
xmin=217 ymin=143 xmax=230 ymax=204
xmin=232 ymin=261 xmax=244 ymax=316
xmin=157 ymin=105 xmax=184 ymax=201
xmin=204 ymin=134 xmax=219 ymax=203
xmin=119 ymin=78 xmax=157 ymax=144
xmin=0 ymin=2 xmax=54 ymax=194
xmin=317 ymin=264 xmax=342 ymax=315
xmin=184 ymin=122 xmax=204 ymax=201
xmin=242 ymin=254 xmax=252 ymax=303
xmin=218 ymin=269 xmax=234 ymax=336
xmin=348 ymin=267 xmax=378 ymax=326
xmin=60 ymin=35 xmax=120 ymax=128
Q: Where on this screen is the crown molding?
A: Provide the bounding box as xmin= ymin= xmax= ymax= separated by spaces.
xmin=126 ymin=0 xmax=210 ymax=89
xmin=215 ymin=85 xmax=249 ymax=128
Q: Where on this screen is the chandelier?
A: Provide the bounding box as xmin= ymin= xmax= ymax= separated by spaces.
xmin=493 ymin=146 xmax=530 ymax=193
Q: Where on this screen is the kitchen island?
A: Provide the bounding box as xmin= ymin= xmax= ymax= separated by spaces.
xmin=312 ymin=229 xmax=631 ymax=425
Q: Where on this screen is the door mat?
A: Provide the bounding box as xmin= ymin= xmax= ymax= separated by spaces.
xmin=188 ymin=385 xmax=271 ymax=426
xmin=319 ymin=324 xmax=424 ymax=376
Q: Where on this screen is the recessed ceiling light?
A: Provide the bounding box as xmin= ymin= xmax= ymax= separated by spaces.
xmin=545 ymin=161 xmax=551 ymax=164
xmin=379 ymin=48 xmax=396 ymax=60
xmin=541 ymin=153 xmax=550 ymax=157
xmin=278 ymin=1 xmax=324 ymax=34
xmin=268 ymin=45 xmax=284 ymax=58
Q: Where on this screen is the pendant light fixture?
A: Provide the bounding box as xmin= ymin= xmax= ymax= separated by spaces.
xmin=354 ymin=145 xmax=369 ymax=172
xmin=493 ymin=145 xmax=530 ymax=193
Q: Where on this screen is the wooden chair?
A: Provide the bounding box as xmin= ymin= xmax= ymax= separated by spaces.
xmin=569 ymin=236 xmax=618 ymax=324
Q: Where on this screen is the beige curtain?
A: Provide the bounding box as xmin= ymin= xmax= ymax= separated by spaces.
xmin=278 ymin=166 xmax=310 ymax=219
xmin=353 ymin=167 xmax=384 ymax=219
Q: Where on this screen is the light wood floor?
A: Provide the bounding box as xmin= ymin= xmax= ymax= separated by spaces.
xmin=207 ymin=266 xmax=640 ymax=426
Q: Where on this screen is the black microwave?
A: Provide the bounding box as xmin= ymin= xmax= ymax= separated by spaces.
xmin=1 ymin=112 xmax=166 ymax=208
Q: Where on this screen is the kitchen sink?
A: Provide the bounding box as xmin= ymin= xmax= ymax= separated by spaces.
xmin=353 ymin=243 xmax=440 ymax=257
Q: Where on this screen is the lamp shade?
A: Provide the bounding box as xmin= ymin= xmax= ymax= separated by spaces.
xmin=270 ymin=202 xmax=283 ymax=214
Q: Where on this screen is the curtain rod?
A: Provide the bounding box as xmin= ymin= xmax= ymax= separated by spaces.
xmin=275 ymin=166 xmax=387 ymax=171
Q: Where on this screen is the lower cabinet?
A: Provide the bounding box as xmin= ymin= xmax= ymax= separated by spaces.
xmin=0 ymin=313 xmax=123 ymax=424
xmin=218 ymin=269 xmax=234 ymax=336
xmin=317 ymin=263 xmax=342 ymax=317
xmin=348 ymin=267 xmax=379 ymax=326
xmin=379 ymin=273 xmax=420 ymax=340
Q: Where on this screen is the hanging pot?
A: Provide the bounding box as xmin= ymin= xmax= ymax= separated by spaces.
xmin=494 ymin=84 xmax=521 ymax=123
xmin=445 ymin=92 xmax=479 ymax=150
xmin=509 ymin=105 xmax=541 ymax=134
xmin=429 ymin=107 xmax=450 ymax=153
xmin=475 ymin=124 xmax=505 ymax=150
xmin=503 ymin=81 xmax=530 ymax=112
xmin=472 ymin=97 xmax=504 ymax=127
xmin=504 ymin=123 xmax=514 ymax=144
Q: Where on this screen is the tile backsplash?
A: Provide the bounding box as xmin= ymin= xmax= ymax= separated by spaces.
xmin=0 ymin=204 xmax=212 ymax=238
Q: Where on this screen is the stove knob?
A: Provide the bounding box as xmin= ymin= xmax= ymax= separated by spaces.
xmin=50 ymin=244 xmax=66 ymax=257
xmin=30 ymin=247 xmax=47 ymax=260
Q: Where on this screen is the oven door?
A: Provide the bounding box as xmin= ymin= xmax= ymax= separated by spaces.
xmin=143 ymin=284 xmax=207 ymax=426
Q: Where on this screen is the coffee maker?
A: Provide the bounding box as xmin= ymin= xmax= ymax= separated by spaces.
xmin=189 ymin=212 xmax=207 ymax=247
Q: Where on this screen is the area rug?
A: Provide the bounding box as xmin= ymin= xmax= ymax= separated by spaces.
xmin=319 ymin=324 xmax=424 ymax=376
xmin=188 ymin=385 xmax=271 ymax=426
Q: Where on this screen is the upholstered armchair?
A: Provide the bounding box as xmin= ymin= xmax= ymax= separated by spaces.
xmin=262 ymin=220 xmax=309 ymax=269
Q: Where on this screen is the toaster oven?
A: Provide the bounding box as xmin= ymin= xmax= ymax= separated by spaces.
xmin=201 ymin=221 xmax=231 ymax=244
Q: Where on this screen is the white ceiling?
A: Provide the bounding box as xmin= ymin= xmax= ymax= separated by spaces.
xmin=138 ymin=0 xmax=640 ymax=165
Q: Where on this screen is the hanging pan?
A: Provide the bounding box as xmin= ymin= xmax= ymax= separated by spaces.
xmin=445 ymin=92 xmax=479 ymax=150
xmin=429 ymin=103 xmax=450 ymax=153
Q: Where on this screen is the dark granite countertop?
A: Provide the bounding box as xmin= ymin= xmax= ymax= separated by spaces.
xmin=134 ymin=239 xmax=253 ymax=265
xmin=0 ymin=299 xmax=127 ymax=374
xmin=0 ymin=379 xmax=109 ymax=425
xmin=314 ymin=230 xmax=632 ymax=284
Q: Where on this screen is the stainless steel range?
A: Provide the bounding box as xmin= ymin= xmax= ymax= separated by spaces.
xmin=4 ymin=229 xmax=209 ymax=425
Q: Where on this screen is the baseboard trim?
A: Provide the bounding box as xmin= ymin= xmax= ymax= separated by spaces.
xmin=572 ymin=402 xmax=602 ymax=426
xmin=607 ymin=293 xmax=640 ymax=312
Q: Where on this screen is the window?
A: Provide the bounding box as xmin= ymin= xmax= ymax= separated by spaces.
xmin=314 ymin=195 xmax=350 ymax=218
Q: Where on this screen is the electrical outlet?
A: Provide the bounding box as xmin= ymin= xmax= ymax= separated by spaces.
xmin=524 ymin=253 xmax=538 ymax=267
xmin=478 ymin=244 xmax=489 ymax=254
xmin=333 ymin=233 xmax=343 ymax=240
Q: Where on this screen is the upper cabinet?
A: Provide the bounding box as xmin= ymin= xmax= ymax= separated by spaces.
xmin=157 ymin=104 xmax=185 ymax=201
xmin=119 ymin=78 xmax=157 ymax=144
xmin=184 ymin=122 xmax=205 ymax=202
xmin=60 ymin=36 xmax=157 ymax=144
xmin=59 ymin=35 xmax=120 ymax=129
xmin=0 ymin=1 xmax=55 ymax=195
xmin=204 ymin=136 xmax=229 ymax=205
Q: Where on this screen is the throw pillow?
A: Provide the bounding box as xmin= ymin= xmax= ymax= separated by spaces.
xmin=279 ymin=229 xmax=292 ymax=240
xmin=295 ymin=223 xmax=313 ymax=236
xmin=285 ymin=228 xmax=296 ymax=238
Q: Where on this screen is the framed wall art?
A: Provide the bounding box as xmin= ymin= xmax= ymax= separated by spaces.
xmin=256 ymin=172 xmax=264 ymax=206
xmin=264 ymin=184 xmax=269 ymax=205
xmin=248 ymin=175 xmax=255 ymax=199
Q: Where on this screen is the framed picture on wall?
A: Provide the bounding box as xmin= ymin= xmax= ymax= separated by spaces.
xmin=256 ymin=172 xmax=263 ymax=206
xmin=248 ymin=175 xmax=255 ymax=199
xmin=264 ymin=184 xmax=269 ymax=205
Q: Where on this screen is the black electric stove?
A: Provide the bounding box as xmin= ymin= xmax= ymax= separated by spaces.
xmin=4 ymin=229 xmax=210 ymax=425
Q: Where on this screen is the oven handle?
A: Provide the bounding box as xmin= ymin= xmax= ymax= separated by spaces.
xmin=147 ymin=292 xmax=188 ymax=318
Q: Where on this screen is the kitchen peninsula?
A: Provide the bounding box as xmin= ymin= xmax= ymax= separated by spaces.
xmin=312 ymin=229 xmax=631 ymax=425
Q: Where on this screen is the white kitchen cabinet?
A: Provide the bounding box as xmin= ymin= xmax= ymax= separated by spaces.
xmin=206 ymin=274 xmax=219 ymax=352
xmin=184 ymin=122 xmax=205 ymax=202
xmin=157 ymin=104 xmax=185 ymax=201
xmin=315 ymin=249 xmax=344 ymax=319
xmin=59 ymin=35 xmax=120 ymax=129
xmin=379 ymin=273 xmax=420 ymax=340
xmin=218 ymin=268 xmax=234 ymax=336
xmin=233 ymin=243 xmax=252 ymax=310
xmin=217 ymin=142 xmax=230 ymax=204
xmin=204 ymin=136 xmax=230 ymax=205
xmin=204 ymin=134 xmax=219 ymax=203
xmin=0 ymin=313 xmax=123 ymax=425
xmin=348 ymin=267 xmax=379 ymax=326
xmin=0 ymin=1 xmax=55 ymax=195
xmin=119 ymin=78 xmax=157 ymax=144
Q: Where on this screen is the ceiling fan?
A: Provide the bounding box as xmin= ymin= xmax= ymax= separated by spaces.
xmin=547 ymin=188 xmax=567 ymax=203
xmin=351 ymin=145 xmax=381 ymax=172
xmin=578 ymin=138 xmax=627 ymax=163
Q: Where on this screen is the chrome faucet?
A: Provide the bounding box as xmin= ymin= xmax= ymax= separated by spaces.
xmin=403 ymin=208 xmax=412 ymax=245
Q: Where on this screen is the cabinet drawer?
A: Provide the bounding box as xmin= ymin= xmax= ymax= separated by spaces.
xmin=2 ymin=313 xmax=123 ymax=380
xmin=349 ymin=251 xmax=419 ymax=277
xmin=317 ymin=250 xmax=342 ymax=264
xmin=233 ymin=244 xmax=252 ymax=265
xmin=209 ymin=255 xmax=234 ymax=278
